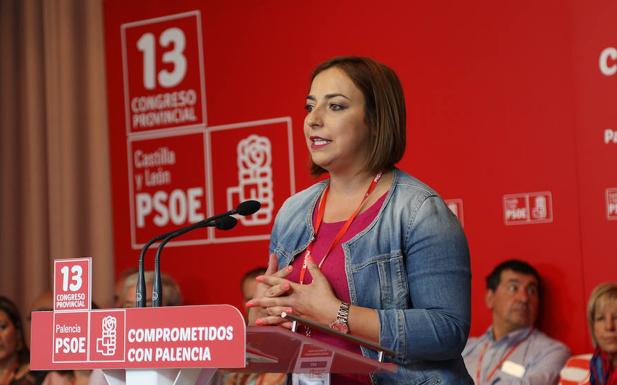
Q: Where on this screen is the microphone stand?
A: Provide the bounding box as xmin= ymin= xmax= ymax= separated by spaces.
xmin=136 ymin=231 xmax=173 ymax=308
xmin=136 ymin=200 xmax=261 ymax=308
xmin=151 ymin=216 xmax=236 ymax=307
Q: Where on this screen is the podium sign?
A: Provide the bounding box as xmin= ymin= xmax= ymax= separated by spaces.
xmin=32 ymin=305 xmax=246 ymax=369
xmin=51 ymin=258 xmax=92 ymax=363
xmin=53 ymin=258 xmax=91 ymax=312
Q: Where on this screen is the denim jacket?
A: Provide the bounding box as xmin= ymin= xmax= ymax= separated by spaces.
xmin=269 ymin=169 xmax=473 ymax=384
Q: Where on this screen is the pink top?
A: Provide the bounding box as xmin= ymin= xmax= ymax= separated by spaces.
xmin=287 ymin=192 xmax=387 ymax=385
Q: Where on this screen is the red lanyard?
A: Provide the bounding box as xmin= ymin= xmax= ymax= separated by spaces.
xmin=298 ymin=172 xmax=383 ymax=284
xmin=475 ymin=329 xmax=532 ymax=384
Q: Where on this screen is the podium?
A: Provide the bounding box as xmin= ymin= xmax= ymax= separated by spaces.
xmin=31 ymin=309 xmax=396 ymax=385
xmin=100 ymin=326 xmax=394 ymax=385
xmin=32 ymin=259 xmax=396 ymax=384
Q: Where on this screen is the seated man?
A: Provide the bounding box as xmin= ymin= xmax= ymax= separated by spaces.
xmin=112 ymin=267 xmax=137 ymax=308
xmin=121 ymin=270 xmax=183 ymax=308
xmin=463 ymin=259 xmax=570 ymax=385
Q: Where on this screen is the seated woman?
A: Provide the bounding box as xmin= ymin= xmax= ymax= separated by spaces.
xmin=560 ymin=283 xmax=617 ymax=385
xmin=0 ymin=296 xmax=46 ymax=385
xmin=588 ymin=283 xmax=617 ymax=385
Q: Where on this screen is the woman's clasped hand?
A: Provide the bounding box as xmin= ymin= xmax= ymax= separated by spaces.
xmin=247 ymin=254 xmax=342 ymax=328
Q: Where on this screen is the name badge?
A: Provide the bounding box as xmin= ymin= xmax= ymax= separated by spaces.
xmin=292 ymin=373 xmax=330 ymax=385
xmin=501 ymin=360 xmax=526 ymax=378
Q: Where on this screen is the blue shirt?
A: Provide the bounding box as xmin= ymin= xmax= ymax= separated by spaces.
xmin=462 ymin=327 xmax=570 ymax=385
xmin=270 ymin=169 xmax=473 ymax=384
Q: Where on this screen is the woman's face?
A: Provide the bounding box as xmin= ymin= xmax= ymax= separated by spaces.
xmin=594 ymin=296 xmax=617 ymax=355
xmin=304 ymin=67 xmax=370 ymax=175
xmin=0 ymin=310 xmax=20 ymax=363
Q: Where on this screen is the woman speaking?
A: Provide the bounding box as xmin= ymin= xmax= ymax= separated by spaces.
xmin=247 ymin=56 xmax=472 ymax=384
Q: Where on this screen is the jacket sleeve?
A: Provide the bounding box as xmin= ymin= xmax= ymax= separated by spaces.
xmin=377 ymin=195 xmax=472 ymax=362
xmin=268 ymin=196 xmax=288 ymax=257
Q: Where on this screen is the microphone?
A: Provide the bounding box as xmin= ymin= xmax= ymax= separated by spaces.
xmin=212 ymin=215 xmax=238 ymax=230
xmin=235 ymin=200 xmax=261 ymax=216
xmin=136 ymin=200 xmax=260 ymax=307
xmin=200 ymin=200 xmax=261 ymax=225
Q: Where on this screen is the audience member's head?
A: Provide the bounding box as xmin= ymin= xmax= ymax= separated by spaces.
xmin=29 ymin=291 xmax=54 ymax=314
xmin=0 ymin=296 xmax=29 ymax=369
xmin=241 ymin=267 xmax=267 ymax=304
xmin=113 ymin=267 xmax=138 ymax=308
xmin=485 ymin=259 xmax=541 ymax=340
xmin=25 ymin=291 xmax=54 ymax=348
xmin=587 ymin=283 xmax=617 ymax=359
xmin=240 ymin=266 xmax=267 ymax=319
xmin=122 ymin=271 xmax=183 ymax=308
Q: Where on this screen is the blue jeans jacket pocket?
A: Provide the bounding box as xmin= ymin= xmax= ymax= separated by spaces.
xmin=351 ymin=252 xmax=408 ymax=309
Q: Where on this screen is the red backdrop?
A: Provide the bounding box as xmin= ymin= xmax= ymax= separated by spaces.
xmin=103 ymin=0 xmax=617 ymax=355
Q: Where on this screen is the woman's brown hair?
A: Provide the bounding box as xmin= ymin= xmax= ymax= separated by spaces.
xmin=0 ymin=296 xmax=30 ymax=366
xmin=308 ymin=56 xmax=406 ymax=176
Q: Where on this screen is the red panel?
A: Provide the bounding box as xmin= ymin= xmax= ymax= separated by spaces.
xmin=569 ymin=0 xmax=617 ymax=352
xmin=103 ymin=0 xmax=616 ymax=355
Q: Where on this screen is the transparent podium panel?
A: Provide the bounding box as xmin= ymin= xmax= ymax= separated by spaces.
xmin=239 ymin=326 xmax=396 ymax=375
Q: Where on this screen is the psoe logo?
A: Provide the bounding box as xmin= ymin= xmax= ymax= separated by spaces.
xmin=607 ymin=188 xmax=617 ymax=220
xmin=445 ymin=199 xmax=464 ymax=227
xmin=503 ymin=191 xmax=553 ymax=225
xmin=227 ymin=134 xmax=273 ymax=226
xmin=96 ymin=316 xmax=117 ymax=356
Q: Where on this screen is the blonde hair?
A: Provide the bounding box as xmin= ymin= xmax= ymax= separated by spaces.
xmin=587 ymin=282 xmax=617 ymax=347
